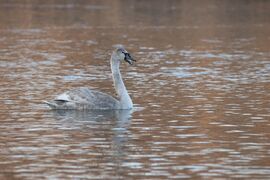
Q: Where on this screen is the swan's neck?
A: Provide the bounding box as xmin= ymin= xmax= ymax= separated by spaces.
xmin=111 ymin=56 xmax=133 ymax=109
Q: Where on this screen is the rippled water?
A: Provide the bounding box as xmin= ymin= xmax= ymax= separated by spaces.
xmin=1 ymin=0 xmax=270 ymax=179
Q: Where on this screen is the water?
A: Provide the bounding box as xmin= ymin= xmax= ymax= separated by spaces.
xmin=1 ymin=0 xmax=270 ymax=179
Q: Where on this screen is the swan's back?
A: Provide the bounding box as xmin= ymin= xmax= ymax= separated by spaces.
xmin=45 ymin=87 xmax=120 ymax=110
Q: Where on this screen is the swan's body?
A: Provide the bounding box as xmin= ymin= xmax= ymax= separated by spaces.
xmin=44 ymin=47 xmax=136 ymax=110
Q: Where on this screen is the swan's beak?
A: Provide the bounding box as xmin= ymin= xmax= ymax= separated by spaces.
xmin=124 ymin=53 xmax=136 ymax=65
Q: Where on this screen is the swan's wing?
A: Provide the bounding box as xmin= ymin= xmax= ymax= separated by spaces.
xmin=47 ymin=87 xmax=120 ymax=110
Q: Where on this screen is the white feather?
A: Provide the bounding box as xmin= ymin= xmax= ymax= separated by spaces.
xmin=55 ymin=93 xmax=70 ymax=101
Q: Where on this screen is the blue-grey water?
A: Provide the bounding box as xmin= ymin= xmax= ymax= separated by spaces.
xmin=1 ymin=0 xmax=270 ymax=179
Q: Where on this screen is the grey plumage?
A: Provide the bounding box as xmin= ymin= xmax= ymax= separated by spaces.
xmin=44 ymin=87 xmax=120 ymax=110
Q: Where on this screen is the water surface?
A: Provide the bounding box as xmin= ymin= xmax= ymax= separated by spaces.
xmin=1 ymin=0 xmax=270 ymax=179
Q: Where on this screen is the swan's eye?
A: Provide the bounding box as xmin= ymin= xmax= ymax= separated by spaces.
xmin=122 ymin=52 xmax=128 ymax=56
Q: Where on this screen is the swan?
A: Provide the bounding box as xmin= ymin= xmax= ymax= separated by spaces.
xmin=44 ymin=47 xmax=136 ymax=110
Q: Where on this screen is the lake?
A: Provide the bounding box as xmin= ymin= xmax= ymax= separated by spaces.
xmin=0 ymin=0 xmax=270 ymax=179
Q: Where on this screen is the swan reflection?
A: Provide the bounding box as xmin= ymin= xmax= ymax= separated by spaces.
xmin=49 ymin=109 xmax=134 ymax=173
xmin=52 ymin=109 xmax=132 ymax=124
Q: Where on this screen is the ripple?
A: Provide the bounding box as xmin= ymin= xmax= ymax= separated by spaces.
xmin=161 ymin=66 xmax=214 ymax=78
xmin=1 ymin=1 xmax=270 ymax=179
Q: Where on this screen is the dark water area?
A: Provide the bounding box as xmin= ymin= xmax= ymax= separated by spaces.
xmin=1 ymin=0 xmax=270 ymax=179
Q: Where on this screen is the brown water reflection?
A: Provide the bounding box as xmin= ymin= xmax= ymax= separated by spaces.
xmin=1 ymin=0 xmax=270 ymax=179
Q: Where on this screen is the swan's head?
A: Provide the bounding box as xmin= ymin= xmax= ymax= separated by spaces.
xmin=114 ymin=47 xmax=136 ymax=65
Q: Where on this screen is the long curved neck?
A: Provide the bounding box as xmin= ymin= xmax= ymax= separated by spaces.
xmin=110 ymin=55 xmax=133 ymax=109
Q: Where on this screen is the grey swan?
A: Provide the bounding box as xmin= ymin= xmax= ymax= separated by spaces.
xmin=44 ymin=47 xmax=136 ymax=110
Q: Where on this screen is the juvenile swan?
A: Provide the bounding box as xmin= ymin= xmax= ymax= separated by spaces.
xmin=44 ymin=47 xmax=136 ymax=110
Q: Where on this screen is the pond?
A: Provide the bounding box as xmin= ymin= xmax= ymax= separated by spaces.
xmin=0 ymin=0 xmax=270 ymax=179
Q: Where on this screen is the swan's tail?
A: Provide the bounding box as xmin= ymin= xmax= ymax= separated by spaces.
xmin=43 ymin=101 xmax=57 ymax=109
